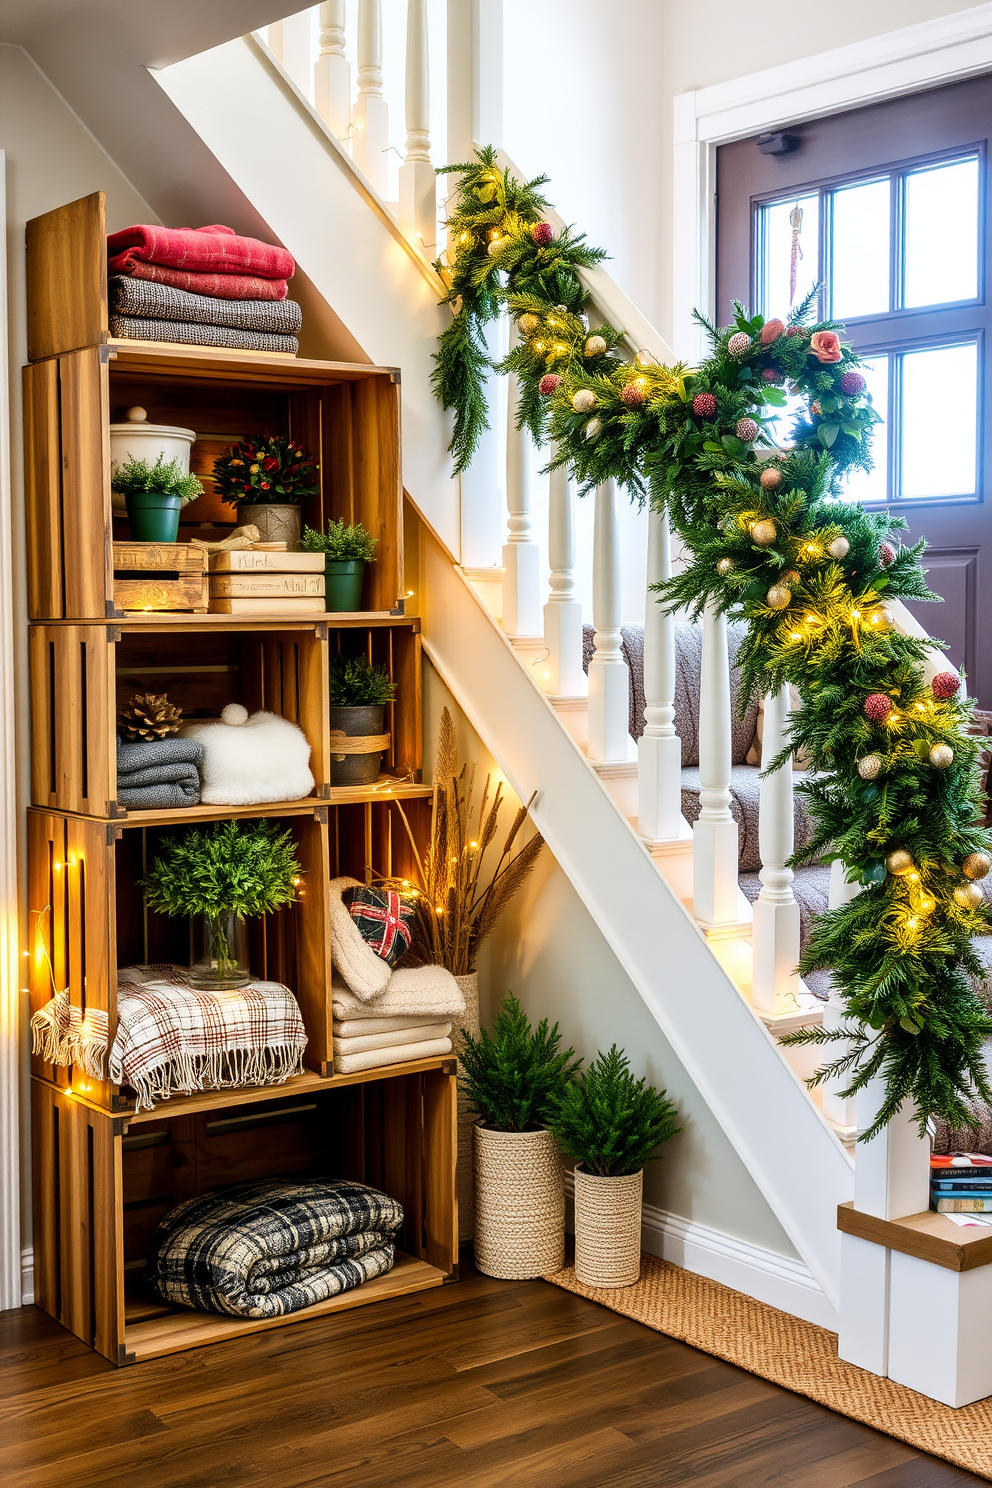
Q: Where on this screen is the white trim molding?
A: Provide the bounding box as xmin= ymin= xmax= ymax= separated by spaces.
xmin=20 ymin=1247 xmax=33 ymax=1307
xmin=672 ymin=2 xmax=992 ymax=359
xmin=564 ymin=1173 xmax=837 ymax=1331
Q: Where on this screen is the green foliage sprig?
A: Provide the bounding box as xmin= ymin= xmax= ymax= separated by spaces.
xmin=459 ymin=992 xmax=581 ymax=1132
xmin=329 ymin=654 xmax=396 ymax=708
xmin=432 ymin=152 xmax=992 ymax=1139
xmin=213 ymin=434 xmax=318 ymax=507
xmin=301 ymin=519 xmax=379 ymax=562
xmin=548 ymin=1046 xmax=681 ymax=1176
xmin=111 ymin=454 xmax=203 ymax=506
xmin=141 ymin=820 xmax=302 ymax=920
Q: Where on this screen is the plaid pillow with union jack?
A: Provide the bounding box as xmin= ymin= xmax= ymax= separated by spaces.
xmin=341 ymin=886 xmax=414 ymax=967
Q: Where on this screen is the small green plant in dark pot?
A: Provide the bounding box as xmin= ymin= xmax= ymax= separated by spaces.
xmin=328 ymin=654 xmax=396 ymax=786
xmin=112 ymin=454 xmax=204 ymax=543
xmin=302 ymin=519 xmax=379 ymax=612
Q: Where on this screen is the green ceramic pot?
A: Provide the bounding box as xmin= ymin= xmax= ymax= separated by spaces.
xmin=125 ymin=490 xmax=182 ymax=543
xmin=324 ymin=559 xmax=366 ymax=612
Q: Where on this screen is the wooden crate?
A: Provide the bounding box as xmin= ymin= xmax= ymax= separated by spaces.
xmin=32 ymin=1065 xmax=458 ymax=1365
xmin=112 ymin=542 xmax=208 ymax=614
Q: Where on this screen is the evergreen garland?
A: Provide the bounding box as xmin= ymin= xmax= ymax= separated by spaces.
xmin=435 ymin=155 xmax=992 ymax=1139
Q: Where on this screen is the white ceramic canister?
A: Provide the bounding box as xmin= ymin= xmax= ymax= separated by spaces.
xmin=109 ymin=406 xmax=197 ymax=514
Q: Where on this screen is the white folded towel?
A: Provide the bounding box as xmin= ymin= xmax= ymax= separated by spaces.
xmin=331 ymin=966 xmax=466 ymax=1021
xmin=333 ymin=1036 xmax=452 ymax=1074
xmin=333 ymin=1020 xmax=451 ymax=1054
xmin=335 ymin=1013 xmax=449 ymax=1038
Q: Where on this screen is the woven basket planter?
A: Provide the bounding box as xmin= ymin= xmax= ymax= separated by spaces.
xmin=452 ymin=971 xmax=481 ymax=1244
xmin=474 ymin=1124 xmax=564 ymax=1279
xmin=573 ymin=1166 xmax=643 ymax=1288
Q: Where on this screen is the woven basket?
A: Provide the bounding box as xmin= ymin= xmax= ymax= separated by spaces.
xmin=573 ymin=1166 xmax=643 ymax=1288
xmin=452 ymin=971 xmax=481 ymax=1243
xmin=474 ymin=1124 xmax=564 ymax=1279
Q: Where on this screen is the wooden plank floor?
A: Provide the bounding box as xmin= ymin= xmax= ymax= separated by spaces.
xmin=0 ymin=1257 xmax=985 ymax=1488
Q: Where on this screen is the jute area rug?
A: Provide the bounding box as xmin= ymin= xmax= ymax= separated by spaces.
xmin=546 ymin=1254 xmax=992 ymax=1480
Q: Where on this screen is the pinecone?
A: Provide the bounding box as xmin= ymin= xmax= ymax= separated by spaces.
xmin=118 ymin=692 xmax=183 ymax=741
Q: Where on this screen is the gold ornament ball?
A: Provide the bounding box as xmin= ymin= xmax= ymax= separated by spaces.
xmin=857 ymin=753 xmax=882 ymax=781
xmin=572 ymin=389 xmax=597 ymax=413
xmin=766 ymin=584 xmax=791 ymax=610
xmin=487 ymin=238 xmax=503 ymax=256
xmin=885 ymin=848 xmax=915 ymax=877
xmin=828 ymin=535 xmax=850 ymax=560
xmin=717 ymin=557 xmax=735 ymax=576
xmin=760 ymin=467 xmax=783 ymax=491
xmin=867 ymin=606 xmax=891 ymax=631
xmin=930 ymin=743 xmax=954 ymax=770
xmin=955 ymin=881 xmax=984 ymax=909
xmin=750 ymin=519 xmax=777 ymax=547
xmin=962 ymin=852 xmax=992 ymax=881
xmin=518 ymin=312 xmax=540 ymax=336
xmin=584 ymin=334 xmax=608 ymax=358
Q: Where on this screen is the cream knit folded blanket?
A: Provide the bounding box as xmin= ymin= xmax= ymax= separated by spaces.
xmin=335 ymin=1012 xmax=449 ymax=1037
xmin=333 ymin=1020 xmax=451 ymax=1054
xmin=331 ymin=966 xmax=466 ymax=1021
xmin=333 ymin=1036 xmax=452 ymax=1075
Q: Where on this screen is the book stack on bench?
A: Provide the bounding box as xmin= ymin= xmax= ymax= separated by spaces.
xmin=931 ymin=1153 xmax=992 ymax=1214
xmin=208 ymin=547 xmax=326 ymax=615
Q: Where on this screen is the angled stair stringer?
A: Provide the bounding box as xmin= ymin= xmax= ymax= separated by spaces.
xmin=416 ymin=513 xmax=853 ymax=1309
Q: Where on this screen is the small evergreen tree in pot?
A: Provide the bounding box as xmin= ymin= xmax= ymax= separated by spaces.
xmin=302 ymin=519 xmax=379 ymax=612
xmin=548 ymin=1046 xmax=680 ymax=1289
xmin=111 ymin=454 xmax=203 ymax=543
xmin=460 ymin=994 xmax=580 ymax=1280
xmin=328 ymin=654 xmax=397 ymax=787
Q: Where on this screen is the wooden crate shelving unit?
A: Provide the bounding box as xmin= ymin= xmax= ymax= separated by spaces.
xmin=25 ymin=194 xmax=456 ymax=1366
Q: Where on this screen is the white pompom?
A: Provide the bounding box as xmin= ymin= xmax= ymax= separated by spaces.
xmin=221 ymin=703 xmax=249 ymax=726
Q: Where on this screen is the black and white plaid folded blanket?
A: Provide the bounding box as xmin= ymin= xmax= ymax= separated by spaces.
xmin=109 ymin=314 xmax=299 ymax=355
xmin=147 ymin=1179 xmax=403 ymax=1318
xmin=109 ymin=275 xmax=303 ymax=333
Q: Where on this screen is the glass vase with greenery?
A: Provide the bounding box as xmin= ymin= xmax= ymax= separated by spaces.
xmin=141 ymin=820 xmax=303 ymax=989
xmin=302 ymin=518 xmax=379 ymax=611
xmin=548 ymin=1045 xmax=681 ymax=1176
xmin=111 ymin=454 xmax=203 ymax=543
xmin=459 ymin=993 xmax=580 ymax=1132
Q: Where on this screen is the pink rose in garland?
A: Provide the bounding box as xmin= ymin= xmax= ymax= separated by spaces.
xmin=809 ymin=330 xmax=842 ymax=364
xmin=760 ymin=318 xmax=786 ymax=345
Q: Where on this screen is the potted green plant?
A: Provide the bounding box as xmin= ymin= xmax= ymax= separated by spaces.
xmin=302 ymin=519 xmax=379 ymax=612
xmin=213 ymin=434 xmax=319 ymax=549
xmin=111 ymin=454 xmax=204 ymax=543
xmin=460 ymin=993 xmax=580 ymax=1280
xmin=328 ymin=654 xmax=396 ymax=786
xmin=548 ymin=1046 xmax=680 ymax=1289
xmin=142 ymin=819 xmax=303 ymax=990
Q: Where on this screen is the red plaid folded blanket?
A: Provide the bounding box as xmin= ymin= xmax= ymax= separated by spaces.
xmin=31 ymin=966 xmax=307 ymax=1112
xmin=107 ymin=223 xmax=294 ymax=280
xmin=121 ymin=261 xmax=289 ymax=301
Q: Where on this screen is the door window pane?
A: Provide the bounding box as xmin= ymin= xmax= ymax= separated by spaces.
xmin=900 ymin=342 xmax=978 ymax=498
xmin=756 ymin=193 xmax=818 ymax=318
xmin=830 ymin=178 xmax=890 ymax=319
xmin=840 ymin=355 xmax=889 ymax=503
xmin=903 ymin=157 xmax=980 ymax=308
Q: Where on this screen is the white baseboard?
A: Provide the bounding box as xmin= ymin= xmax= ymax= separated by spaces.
xmin=20 ymin=1246 xmax=34 ymax=1307
xmin=564 ymin=1175 xmax=838 ymax=1331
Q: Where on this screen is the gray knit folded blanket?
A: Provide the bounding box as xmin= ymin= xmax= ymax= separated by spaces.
xmin=109 ymin=275 xmax=302 ymax=334
xmin=117 ymin=735 xmax=204 ymax=810
xmin=109 ymin=314 xmax=298 ymax=355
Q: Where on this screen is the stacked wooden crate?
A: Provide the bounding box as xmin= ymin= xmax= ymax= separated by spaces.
xmin=23 ymin=191 xmax=457 ymax=1367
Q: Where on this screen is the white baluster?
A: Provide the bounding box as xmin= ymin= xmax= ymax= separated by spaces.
xmin=501 ymin=321 xmax=541 ymax=637
xmin=750 ymin=686 xmax=801 ymax=1013
xmin=638 ymin=508 xmax=681 ymax=842
xmin=315 ymin=0 xmax=351 ymax=139
xmin=267 ymin=11 xmax=314 ymax=97
xmin=543 ymin=454 xmax=585 ymax=697
xmin=587 ymin=479 xmax=630 ymax=763
xmin=398 ymin=0 xmax=437 ymax=250
xmin=693 ymin=601 xmax=739 ymax=925
xmin=822 ymin=858 xmax=861 ymax=1127
xmin=352 ymin=0 xmax=390 ymax=197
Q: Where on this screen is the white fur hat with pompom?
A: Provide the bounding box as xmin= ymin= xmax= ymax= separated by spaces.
xmin=181 ymin=706 xmax=315 ymax=805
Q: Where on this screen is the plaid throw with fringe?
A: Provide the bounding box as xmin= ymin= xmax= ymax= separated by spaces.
xmin=147 ymin=1179 xmax=403 ymax=1317
xmin=30 ymin=965 xmax=307 ymax=1112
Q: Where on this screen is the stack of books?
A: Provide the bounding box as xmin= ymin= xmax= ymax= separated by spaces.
xmin=930 ymin=1152 xmax=992 ymax=1213
xmin=208 ymin=546 xmax=326 ymax=615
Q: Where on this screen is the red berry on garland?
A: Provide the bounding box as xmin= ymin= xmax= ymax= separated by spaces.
xmin=811 ymin=400 xmax=822 ymax=416
xmin=531 ymin=222 xmax=554 ymax=246
xmin=879 ymin=541 xmax=896 ymax=567
xmin=736 ymin=417 xmax=759 ymax=442
xmin=841 ymin=370 xmax=866 ymax=395
xmin=786 ymin=325 xmax=805 ymax=337
xmin=727 ymin=332 xmax=752 ymax=356
xmin=864 ymin=693 xmax=894 ymax=723
xmin=760 ymin=467 xmax=782 ymax=490
xmin=620 ymin=382 xmax=646 ymax=408
xmin=691 ymin=391 xmax=717 ymax=418
xmin=762 ymin=367 xmax=782 ymax=383
xmin=932 ymin=672 xmax=960 ymax=701
xmin=539 ymin=373 xmax=562 ymax=396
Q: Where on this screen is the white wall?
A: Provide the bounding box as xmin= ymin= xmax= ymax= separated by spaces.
xmin=1 ymin=42 xmax=157 ymax=1296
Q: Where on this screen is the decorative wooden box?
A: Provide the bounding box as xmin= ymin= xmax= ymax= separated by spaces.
xmin=112 ymin=542 xmax=208 ymax=614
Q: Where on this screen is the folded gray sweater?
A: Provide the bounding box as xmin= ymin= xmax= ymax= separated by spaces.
xmin=117 ymin=735 xmax=204 ymax=810
xmin=109 ymin=313 xmax=298 ymax=355
xmin=109 ymin=275 xmax=303 ymax=333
